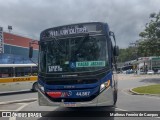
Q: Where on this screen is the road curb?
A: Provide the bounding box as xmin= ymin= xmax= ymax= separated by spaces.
xmin=129 ymin=88 xmax=145 ymax=95
xmin=129 ymin=87 xmax=160 ymax=97
xmin=0 ymin=90 xmax=35 ymax=96
xmin=0 ymin=98 xmax=37 ymax=105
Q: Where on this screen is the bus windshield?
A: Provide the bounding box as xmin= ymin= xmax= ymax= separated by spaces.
xmin=39 ymin=35 xmax=109 ymax=73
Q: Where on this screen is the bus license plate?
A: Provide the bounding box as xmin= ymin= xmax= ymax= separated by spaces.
xmin=64 ymin=102 xmax=76 ymax=107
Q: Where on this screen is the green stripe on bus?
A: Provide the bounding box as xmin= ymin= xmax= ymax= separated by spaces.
xmin=76 ymin=61 xmax=105 ymax=67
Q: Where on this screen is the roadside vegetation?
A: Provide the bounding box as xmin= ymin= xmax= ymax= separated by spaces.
xmin=132 ymin=84 xmax=160 ymax=94
xmin=117 ymin=11 xmax=160 ymax=63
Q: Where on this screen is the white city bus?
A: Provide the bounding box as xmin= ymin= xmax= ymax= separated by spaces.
xmin=0 ymin=64 xmax=38 ymax=92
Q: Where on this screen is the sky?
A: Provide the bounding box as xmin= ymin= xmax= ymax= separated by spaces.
xmin=0 ymin=0 xmax=160 ymax=48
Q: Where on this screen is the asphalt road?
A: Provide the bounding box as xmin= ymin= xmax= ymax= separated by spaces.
xmin=0 ymin=74 xmax=160 ymax=120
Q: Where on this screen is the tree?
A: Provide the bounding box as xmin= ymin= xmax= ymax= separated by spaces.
xmin=138 ymin=12 xmax=160 ymax=56
xmin=117 ymin=12 xmax=160 ymax=63
xmin=117 ymin=47 xmax=138 ymax=63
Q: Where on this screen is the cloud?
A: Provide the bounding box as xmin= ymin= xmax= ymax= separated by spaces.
xmin=0 ymin=0 xmax=160 ymax=48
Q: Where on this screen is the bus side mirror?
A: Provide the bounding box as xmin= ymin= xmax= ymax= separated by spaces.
xmin=114 ymin=46 xmax=119 ymax=56
xmin=29 ymin=46 xmax=33 ymax=58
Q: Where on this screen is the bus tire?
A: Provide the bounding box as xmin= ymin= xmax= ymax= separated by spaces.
xmin=31 ymin=82 xmax=38 ymax=92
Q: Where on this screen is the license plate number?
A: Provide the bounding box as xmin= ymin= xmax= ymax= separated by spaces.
xmin=64 ymin=102 xmax=76 ymax=107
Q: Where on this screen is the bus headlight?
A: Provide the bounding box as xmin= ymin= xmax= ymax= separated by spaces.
xmin=100 ymin=80 xmax=110 ymax=92
xmin=38 ymin=83 xmax=44 ymax=92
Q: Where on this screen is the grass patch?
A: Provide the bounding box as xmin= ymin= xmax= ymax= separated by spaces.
xmin=132 ymin=84 xmax=160 ymax=94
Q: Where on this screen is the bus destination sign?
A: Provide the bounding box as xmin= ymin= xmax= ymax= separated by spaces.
xmin=41 ymin=23 xmax=103 ymax=38
xmin=48 ymin=27 xmax=88 ymax=37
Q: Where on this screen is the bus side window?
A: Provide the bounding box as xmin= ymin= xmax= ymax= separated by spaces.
xmin=15 ymin=67 xmax=22 ymax=77
xmin=8 ymin=67 xmax=14 ymax=77
xmin=32 ymin=66 xmax=38 ymax=76
xmin=0 ymin=67 xmax=13 ymax=78
xmin=24 ymin=67 xmax=32 ymax=76
xmin=0 ymin=68 xmax=2 ymax=77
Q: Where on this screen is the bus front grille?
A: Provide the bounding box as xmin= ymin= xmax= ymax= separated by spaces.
xmin=46 ymin=79 xmax=98 ymax=85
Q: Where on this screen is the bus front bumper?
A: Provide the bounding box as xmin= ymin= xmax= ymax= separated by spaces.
xmin=37 ymin=87 xmax=114 ymax=107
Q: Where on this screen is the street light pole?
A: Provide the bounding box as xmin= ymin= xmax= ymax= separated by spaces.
xmin=130 ymin=40 xmax=140 ymax=75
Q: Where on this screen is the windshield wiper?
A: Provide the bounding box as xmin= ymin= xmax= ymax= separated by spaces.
xmin=75 ymin=33 xmax=89 ymax=53
xmin=51 ymin=36 xmax=66 ymax=54
xmin=71 ymin=33 xmax=89 ymax=61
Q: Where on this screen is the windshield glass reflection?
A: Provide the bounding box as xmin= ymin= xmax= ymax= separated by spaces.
xmin=39 ymin=35 xmax=108 ymax=73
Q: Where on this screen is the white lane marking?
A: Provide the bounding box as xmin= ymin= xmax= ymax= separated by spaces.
xmin=1 ymin=101 xmax=34 ymax=120
xmin=0 ymin=110 xmax=15 ymax=111
xmin=16 ymin=103 xmax=29 ymax=111
xmin=9 ymin=103 xmax=30 ymax=120
xmin=115 ymin=107 xmax=127 ymax=111
xmin=9 ymin=116 xmax=16 ymax=120
xmin=0 ymin=103 xmax=30 ymax=111
xmin=121 ymin=88 xmax=131 ymax=96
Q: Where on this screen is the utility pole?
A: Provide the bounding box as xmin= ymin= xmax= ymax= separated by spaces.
xmin=130 ymin=40 xmax=140 ymax=75
xmin=0 ymin=27 xmax=4 ymax=54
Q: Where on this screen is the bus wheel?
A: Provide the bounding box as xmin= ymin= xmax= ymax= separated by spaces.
xmin=31 ymin=82 xmax=38 ymax=92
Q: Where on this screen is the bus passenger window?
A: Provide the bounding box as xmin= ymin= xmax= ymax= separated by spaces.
xmin=0 ymin=67 xmax=13 ymax=78
xmin=32 ymin=67 xmax=38 ymax=76
xmin=15 ymin=67 xmax=32 ymax=77
xmin=15 ymin=67 xmax=23 ymax=77
xmin=24 ymin=67 xmax=31 ymax=76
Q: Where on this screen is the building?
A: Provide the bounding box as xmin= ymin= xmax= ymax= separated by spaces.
xmin=132 ymin=56 xmax=160 ymax=73
xmin=119 ymin=56 xmax=160 ymax=74
xmin=0 ymin=27 xmax=38 ymax=64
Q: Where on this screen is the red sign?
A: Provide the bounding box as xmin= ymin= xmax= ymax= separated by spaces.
xmin=46 ymin=91 xmax=72 ymax=98
xmin=46 ymin=92 xmax=62 ymax=98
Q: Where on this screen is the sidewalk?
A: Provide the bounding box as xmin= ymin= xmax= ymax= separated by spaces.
xmin=117 ymin=74 xmax=160 ymax=81
xmin=0 ymin=82 xmax=34 ymax=94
